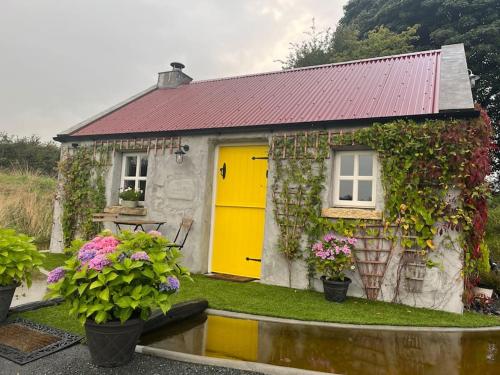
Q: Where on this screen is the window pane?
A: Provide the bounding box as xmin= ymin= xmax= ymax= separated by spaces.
xmin=140 ymin=157 xmax=148 ymax=177
xmin=139 ymin=180 xmax=146 ymax=201
xmin=359 ymin=154 xmax=373 ymax=176
xmin=123 ymin=179 xmax=135 ymax=190
xmin=125 ymin=156 xmax=137 ymax=177
xmin=358 ymin=181 xmax=373 ymax=201
xmin=339 ymin=180 xmax=353 ymax=201
xmin=340 ymin=154 xmax=354 ymax=176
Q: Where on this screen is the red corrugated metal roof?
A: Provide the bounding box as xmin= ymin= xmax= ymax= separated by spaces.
xmin=70 ymin=50 xmax=441 ymax=137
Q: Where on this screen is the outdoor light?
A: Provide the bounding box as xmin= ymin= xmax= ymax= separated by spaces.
xmin=175 ymin=144 xmax=190 ymax=164
xmin=468 ymin=69 xmax=479 ymax=88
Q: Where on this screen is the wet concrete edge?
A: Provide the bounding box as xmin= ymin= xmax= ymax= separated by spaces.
xmin=136 ymin=345 xmax=336 ymax=375
xmin=206 ymin=308 xmax=500 ymax=332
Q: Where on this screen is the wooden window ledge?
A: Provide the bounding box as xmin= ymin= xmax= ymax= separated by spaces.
xmin=104 ymin=206 xmax=147 ymax=216
xmin=322 ymin=207 xmax=382 ymax=220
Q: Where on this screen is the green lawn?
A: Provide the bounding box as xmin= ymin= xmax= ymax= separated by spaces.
xmin=18 ymin=274 xmax=499 ymax=334
xmin=41 ymin=253 xmax=70 ymax=271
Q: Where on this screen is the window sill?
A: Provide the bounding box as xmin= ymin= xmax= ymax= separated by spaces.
xmin=104 ymin=205 xmax=147 ymax=216
xmin=321 ymin=207 xmax=382 ymax=220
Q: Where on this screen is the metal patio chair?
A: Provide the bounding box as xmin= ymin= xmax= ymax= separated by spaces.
xmin=166 ymin=218 xmax=193 ymax=251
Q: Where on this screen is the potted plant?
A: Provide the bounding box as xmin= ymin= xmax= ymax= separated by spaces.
xmin=119 ymin=187 xmax=142 ymax=208
xmin=0 ymin=228 xmax=44 ymax=321
xmin=311 ymin=233 xmax=357 ymax=302
xmin=45 ymin=230 xmax=189 ymax=367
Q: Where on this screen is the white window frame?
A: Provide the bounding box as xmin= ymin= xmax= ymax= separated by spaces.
xmin=120 ymin=153 xmax=148 ymax=202
xmin=333 ymin=151 xmax=377 ymax=208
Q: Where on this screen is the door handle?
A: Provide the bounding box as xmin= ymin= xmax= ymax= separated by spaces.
xmin=220 ymin=162 xmax=226 ymax=179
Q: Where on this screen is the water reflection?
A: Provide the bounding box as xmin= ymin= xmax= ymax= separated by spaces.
xmin=140 ymin=314 xmax=500 ymax=375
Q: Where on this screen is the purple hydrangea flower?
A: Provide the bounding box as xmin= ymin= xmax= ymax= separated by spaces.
xmin=117 ymin=252 xmax=127 ymax=263
xmin=130 ymin=251 xmax=150 ymax=262
xmin=88 ymin=254 xmax=111 ymax=271
xmin=159 ymin=276 xmax=180 ymax=293
xmin=47 ymin=267 xmax=65 ymax=284
xmin=78 ymin=249 xmax=97 ymax=263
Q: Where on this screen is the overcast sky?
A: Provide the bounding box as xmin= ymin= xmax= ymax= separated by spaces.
xmin=0 ymin=0 xmax=347 ymax=141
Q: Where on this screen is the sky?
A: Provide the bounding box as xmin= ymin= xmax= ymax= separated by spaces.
xmin=0 ymin=0 xmax=347 ymax=141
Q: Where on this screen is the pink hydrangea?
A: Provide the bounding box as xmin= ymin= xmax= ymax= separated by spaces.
xmin=88 ymin=254 xmax=111 ymax=271
xmin=323 ymin=233 xmax=336 ymax=242
xmin=130 ymin=251 xmax=150 ymax=262
xmin=148 ymin=230 xmax=162 ymax=237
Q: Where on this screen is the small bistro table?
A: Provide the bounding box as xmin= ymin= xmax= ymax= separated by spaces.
xmin=112 ymin=219 xmax=166 ymax=232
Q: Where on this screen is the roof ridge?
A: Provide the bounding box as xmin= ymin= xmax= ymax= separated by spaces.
xmin=192 ymin=49 xmax=442 ymax=84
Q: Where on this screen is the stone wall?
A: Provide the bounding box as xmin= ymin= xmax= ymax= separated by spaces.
xmin=50 ymin=130 xmax=464 ymax=313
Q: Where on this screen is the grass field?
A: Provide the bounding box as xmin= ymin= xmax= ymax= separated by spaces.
xmin=0 ymin=168 xmax=56 ymax=247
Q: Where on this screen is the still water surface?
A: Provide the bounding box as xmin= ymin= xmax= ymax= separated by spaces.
xmin=140 ymin=313 xmax=500 ymax=374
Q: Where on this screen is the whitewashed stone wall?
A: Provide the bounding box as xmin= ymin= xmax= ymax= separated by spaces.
xmin=50 ymin=130 xmax=464 ymax=313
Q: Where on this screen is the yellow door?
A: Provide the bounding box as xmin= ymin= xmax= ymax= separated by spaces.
xmin=211 ymin=145 xmax=268 ymax=278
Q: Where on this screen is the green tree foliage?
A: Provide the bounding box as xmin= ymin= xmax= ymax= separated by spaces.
xmin=281 ymin=23 xmax=418 ymax=69
xmin=0 ymin=133 xmax=60 ymax=176
xmin=339 ymin=0 xmax=500 ymax=187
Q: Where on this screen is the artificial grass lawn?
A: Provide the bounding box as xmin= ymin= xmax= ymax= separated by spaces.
xmin=18 ymin=275 xmax=499 ymax=334
xmin=41 ymin=253 xmax=70 ymax=272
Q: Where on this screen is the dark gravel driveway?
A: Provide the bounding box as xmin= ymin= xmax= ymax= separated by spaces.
xmin=0 ymin=344 xmax=261 ymax=375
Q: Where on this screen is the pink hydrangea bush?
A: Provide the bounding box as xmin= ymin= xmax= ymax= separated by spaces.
xmin=311 ymin=233 xmax=357 ymax=281
xmin=45 ymin=230 xmax=190 ymax=324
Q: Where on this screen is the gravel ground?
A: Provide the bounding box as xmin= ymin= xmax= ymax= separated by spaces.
xmin=0 ymin=344 xmax=261 ymax=375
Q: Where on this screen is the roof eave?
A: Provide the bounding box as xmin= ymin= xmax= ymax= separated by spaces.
xmin=54 ymin=110 xmax=479 ymax=143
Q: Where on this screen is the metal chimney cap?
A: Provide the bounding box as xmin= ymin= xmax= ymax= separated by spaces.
xmin=171 ymin=62 xmax=185 ymax=71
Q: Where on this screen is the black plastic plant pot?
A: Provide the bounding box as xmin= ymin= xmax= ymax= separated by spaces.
xmin=85 ymin=318 xmax=144 ymax=367
xmin=321 ymin=276 xmax=351 ymax=302
xmin=0 ymin=284 xmax=17 ymax=322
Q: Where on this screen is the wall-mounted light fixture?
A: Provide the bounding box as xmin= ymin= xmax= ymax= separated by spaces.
xmin=468 ymin=69 xmax=479 ymax=88
xmin=175 ymin=144 xmax=190 ymax=164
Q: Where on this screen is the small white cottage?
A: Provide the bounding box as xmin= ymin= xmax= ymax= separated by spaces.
xmin=51 ymin=44 xmax=481 ymax=313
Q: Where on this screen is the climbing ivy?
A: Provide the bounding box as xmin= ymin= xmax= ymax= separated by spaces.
xmin=271 ymin=110 xmax=492 ymax=299
xmin=59 ymin=147 xmax=108 ymax=247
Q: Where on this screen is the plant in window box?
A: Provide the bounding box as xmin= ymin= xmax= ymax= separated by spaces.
xmin=45 ymin=230 xmax=190 ymax=367
xmin=119 ymin=187 xmax=142 ymax=208
xmin=311 ymin=233 xmax=357 ymax=302
xmin=0 ymin=228 xmax=44 ymax=321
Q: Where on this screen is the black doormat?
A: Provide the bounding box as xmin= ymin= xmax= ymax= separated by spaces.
xmin=205 ymin=273 xmax=258 ymax=283
xmin=0 ymin=318 xmax=82 ymax=365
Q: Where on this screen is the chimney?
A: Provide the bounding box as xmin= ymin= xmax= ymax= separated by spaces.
xmin=157 ymin=62 xmax=193 ymax=89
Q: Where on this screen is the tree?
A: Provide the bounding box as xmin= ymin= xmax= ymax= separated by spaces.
xmin=339 ymin=0 xmax=500 ymax=188
xmin=281 ymin=23 xmax=418 ymax=69
xmin=0 ymin=133 xmax=60 ymax=176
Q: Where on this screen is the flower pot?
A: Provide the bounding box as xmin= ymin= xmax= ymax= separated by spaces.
xmin=84 ymin=318 xmax=144 ymax=367
xmin=121 ymin=200 xmax=138 ymax=208
xmin=0 ymin=284 xmax=17 ymax=322
xmin=321 ymin=276 xmax=351 ymax=302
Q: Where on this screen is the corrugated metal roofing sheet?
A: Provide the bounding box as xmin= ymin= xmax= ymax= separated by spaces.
xmin=70 ymin=50 xmax=441 ymax=137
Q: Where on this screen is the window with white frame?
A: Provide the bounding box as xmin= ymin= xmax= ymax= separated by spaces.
xmin=121 ymin=154 xmax=148 ymax=201
xmin=333 ymin=151 xmax=377 ymax=208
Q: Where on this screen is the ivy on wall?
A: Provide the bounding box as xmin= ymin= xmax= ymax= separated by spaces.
xmin=271 ymin=109 xmax=492 ymax=299
xmin=59 ymin=147 xmax=108 ymax=247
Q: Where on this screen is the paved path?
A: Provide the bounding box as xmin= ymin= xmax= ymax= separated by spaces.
xmin=0 ymin=344 xmax=261 ymax=375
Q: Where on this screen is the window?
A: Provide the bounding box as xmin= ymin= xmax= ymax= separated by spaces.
xmin=333 ymin=151 xmax=377 ymax=208
xmin=121 ymin=154 xmax=148 ymax=201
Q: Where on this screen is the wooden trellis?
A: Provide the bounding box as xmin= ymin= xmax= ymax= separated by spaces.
xmin=270 ymin=130 xmax=356 ymax=160
xmin=272 ymin=186 xmax=306 ymax=257
xmin=351 ymin=224 xmax=398 ymax=300
xmin=70 ymin=137 xmax=182 ymax=159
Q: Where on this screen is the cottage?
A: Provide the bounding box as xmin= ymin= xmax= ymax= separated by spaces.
xmin=51 ymin=43 xmax=487 ymax=314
